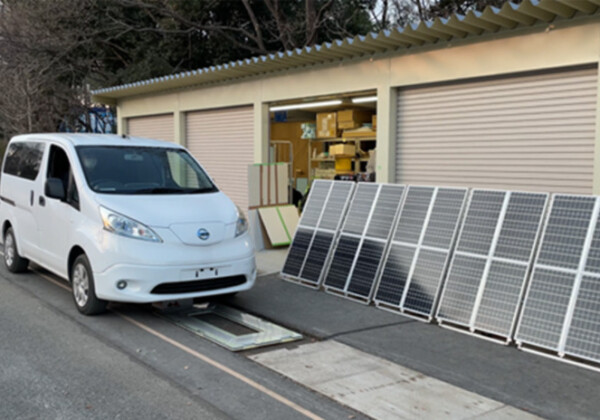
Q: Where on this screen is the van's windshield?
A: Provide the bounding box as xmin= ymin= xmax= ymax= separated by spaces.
xmin=76 ymin=146 xmax=218 ymax=195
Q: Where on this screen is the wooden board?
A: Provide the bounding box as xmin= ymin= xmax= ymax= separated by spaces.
xmin=277 ymin=205 xmax=299 ymax=237
xmin=249 ymin=163 xmax=290 ymax=208
xmin=258 ymin=207 xmax=291 ymax=247
xmin=277 ymin=164 xmax=289 ymax=204
xmin=261 ymin=165 xmax=269 ymax=206
xmin=269 ymin=164 xmax=277 ymax=205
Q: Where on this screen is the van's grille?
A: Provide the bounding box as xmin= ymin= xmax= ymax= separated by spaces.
xmin=151 ymin=275 xmax=246 ymax=295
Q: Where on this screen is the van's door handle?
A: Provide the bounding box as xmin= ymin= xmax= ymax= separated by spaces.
xmin=39 ymin=196 xmax=45 ymax=207
xmin=30 ymin=191 xmax=34 ymax=206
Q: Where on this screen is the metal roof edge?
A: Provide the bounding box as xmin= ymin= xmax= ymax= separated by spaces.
xmin=92 ymin=0 xmax=600 ymax=101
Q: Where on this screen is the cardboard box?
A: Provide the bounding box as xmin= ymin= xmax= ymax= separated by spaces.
xmin=337 ymin=109 xmax=373 ymax=129
xmin=372 ymin=114 xmax=377 ymax=130
xmin=342 ymin=128 xmax=376 ymax=138
xmin=316 ymin=112 xmax=338 ymax=138
xmin=329 ymin=143 xmax=355 ymax=156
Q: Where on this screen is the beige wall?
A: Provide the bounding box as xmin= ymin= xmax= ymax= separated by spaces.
xmin=115 ymin=22 xmax=600 ymax=189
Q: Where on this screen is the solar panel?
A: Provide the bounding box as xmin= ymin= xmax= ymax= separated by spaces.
xmin=565 ymin=275 xmax=600 ymax=361
xmin=516 ymin=195 xmax=600 ymax=366
xmin=281 ymin=228 xmax=312 ymax=277
xmin=323 ymin=183 xmax=406 ymax=301
xmin=281 ymin=180 xmax=355 ymax=287
xmin=436 ymin=190 xmax=548 ymax=341
xmin=298 ymin=232 xmax=334 ymax=283
xmin=298 ymin=180 xmax=330 ymax=228
xmin=374 ymin=187 xmax=467 ymax=319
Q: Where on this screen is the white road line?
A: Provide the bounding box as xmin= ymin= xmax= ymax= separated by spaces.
xmin=34 ymin=270 xmax=71 ymax=291
xmin=25 ymin=268 xmax=325 ymax=420
xmin=117 ymin=312 xmax=324 ymax=420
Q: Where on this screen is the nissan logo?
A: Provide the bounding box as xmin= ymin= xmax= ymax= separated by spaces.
xmin=197 ymin=228 xmax=210 ymax=241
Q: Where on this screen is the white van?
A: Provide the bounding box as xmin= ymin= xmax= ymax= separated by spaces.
xmin=0 ymin=134 xmax=256 ymax=315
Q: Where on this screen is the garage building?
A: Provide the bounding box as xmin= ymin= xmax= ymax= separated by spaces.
xmin=92 ymin=1 xmax=600 ymax=210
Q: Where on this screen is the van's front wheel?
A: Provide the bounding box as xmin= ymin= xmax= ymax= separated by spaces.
xmin=71 ymin=254 xmax=107 ymax=315
xmin=4 ymin=227 xmax=29 ymax=273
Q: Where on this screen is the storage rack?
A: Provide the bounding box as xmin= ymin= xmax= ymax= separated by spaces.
xmin=309 ymin=136 xmax=376 ymax=183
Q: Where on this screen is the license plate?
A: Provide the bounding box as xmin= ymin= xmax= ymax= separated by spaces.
xmin=181 ymin=267 xmax=221 ymax=280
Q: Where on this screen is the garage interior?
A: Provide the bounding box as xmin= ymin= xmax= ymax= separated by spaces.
xmin=268 ymin=90 xmax=378 ymax=201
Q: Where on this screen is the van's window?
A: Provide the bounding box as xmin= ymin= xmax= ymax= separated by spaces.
xmin=76 ymin=146 xmax=218 ymax=195
xmin=3 ymin=142 xmax=45 ymax=180
xmin=47 ymin=145 xmax=79 ymax=208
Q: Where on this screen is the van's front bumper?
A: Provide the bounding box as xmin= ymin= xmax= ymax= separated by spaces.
xmin=93 ymin=254 xmax=256 ymax=303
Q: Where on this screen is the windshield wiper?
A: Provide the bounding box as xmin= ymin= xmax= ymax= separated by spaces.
xmin=132 ymin=187 xmax=187 ymax=194
xmin=131 ymin=186 xmax=218 ymax=194
xmin=184 ymin=187 xmax=218 ymax=194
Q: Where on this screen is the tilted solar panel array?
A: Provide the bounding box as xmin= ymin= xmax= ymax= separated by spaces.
xmin=281 ymin=180 xmax=355 ymax=287
xmin=516 ymin=195 xmax=600 ymax=364
xmin=436 ymin=190 xmax=548 ymax=341
xmin=323 ymin=183 xmax=406 ymax=301
xmin=282 ymin=181 xmax=600 ymax=369
xmin=374 ymin=187 xmax=467 ymax=319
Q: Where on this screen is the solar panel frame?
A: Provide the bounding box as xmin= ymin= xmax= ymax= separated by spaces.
xmin=515 ymin=194 xmax=600 ymax=366
xmin=280 ymin=180 xmax=355 ymax=288
xmin=322 ymin=183 xmax=406 ymax=302
xmin=436 ymin=189 xmax=549 ymax=342
xmin=373 ymin=186 xmax=468 ymax=320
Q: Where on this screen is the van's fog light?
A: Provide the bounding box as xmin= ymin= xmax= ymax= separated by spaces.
xmin=117 ymin=280 xmax=128 ymax=290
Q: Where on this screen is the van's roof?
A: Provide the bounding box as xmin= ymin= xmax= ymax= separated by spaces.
xmin=10 ymin=133 xmax=183 ymax=149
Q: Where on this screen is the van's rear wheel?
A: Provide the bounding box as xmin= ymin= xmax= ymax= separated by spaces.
xmin=71 ymin=254 xmax=107 ymax=315
xmin=4 ymin=227 xmax=29 ymax=273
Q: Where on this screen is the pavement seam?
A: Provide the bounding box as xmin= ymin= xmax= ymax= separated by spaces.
xmin=241 ymin=275 xmax=551 ymax=417
xmin=0 ymin=274 xmax=231 ymax=418
xmin=322 ymin=320 xmax=416 ymax=340
xmin=116 ymin=312 xmax=326 ymax=420
xmin=334 ymin=332 xmax=541 ymax=416
xmin=463 ymin=404 xmax=519 ymax=420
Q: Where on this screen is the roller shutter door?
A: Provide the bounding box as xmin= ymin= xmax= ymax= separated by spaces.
xmin=186 ymin=106 xmax=254 ymax=210
xmin=127 ymin=114 xmax=174 ymax=142
xmin=396 ymin=68 xmax=597 ymax=194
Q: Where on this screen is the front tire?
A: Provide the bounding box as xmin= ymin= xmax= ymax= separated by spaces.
xmin=71 ymin=254 xmax=107 ymax=315
xmin=4 ymin=227 xmax=29 ymax=273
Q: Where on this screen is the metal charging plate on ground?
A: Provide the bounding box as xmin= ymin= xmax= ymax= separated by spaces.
xmin=156 ymin=304 xmax=303 ymax=351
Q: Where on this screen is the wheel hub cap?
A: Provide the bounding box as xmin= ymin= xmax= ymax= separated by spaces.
xmin=5 ymin=234 xmax=14 ymax=267
xmin=72 ymin=263 xmax=89 ymax=307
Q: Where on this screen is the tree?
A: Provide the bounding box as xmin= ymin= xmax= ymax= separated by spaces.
xmin=0 ymin=0 xmax=98 ymax=136
xmin=368 ymin=0 xmax=513 ymax=29
xmin=0 ymin=0 xmax=511 ymax=139
xmin=107 ymin=0 xmax=373 ymax=62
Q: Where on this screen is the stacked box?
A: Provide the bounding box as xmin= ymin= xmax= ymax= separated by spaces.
xmin=337 ymin=109 xmax=373 ymax=129
xmin=316 ymin=112 xmax=338 ymax=138
xmin=329 ymin=143 xmax=355 ymax=156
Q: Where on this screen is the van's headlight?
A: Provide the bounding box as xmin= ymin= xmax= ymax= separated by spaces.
xmin=100 ymin=206 xmax=162 ymax=242
xmin=235 ymin=206 xmax=248 ymax=237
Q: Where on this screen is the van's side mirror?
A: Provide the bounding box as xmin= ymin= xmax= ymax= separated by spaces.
xmin=45 ymin=178 xmax=66 ymax=200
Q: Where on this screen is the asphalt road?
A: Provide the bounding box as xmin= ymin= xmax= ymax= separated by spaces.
xmin=0 ymin=264 xmax=365 ymax=420
xmin=230 ymin=274 xmax=600 ymax=420
xmin=4 ymin=256 xmax=600 ymax=420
